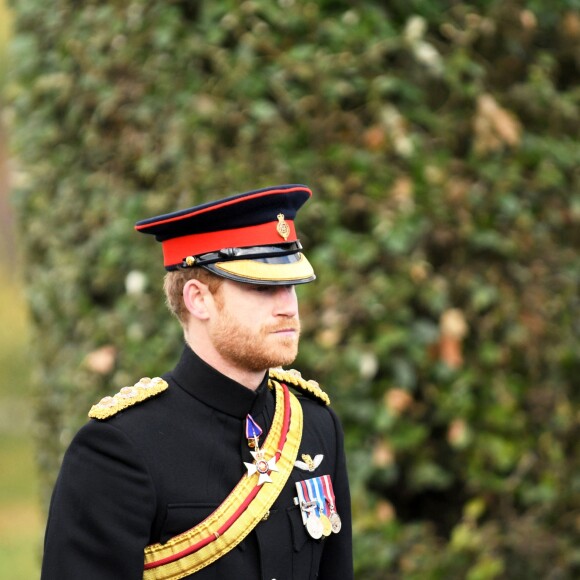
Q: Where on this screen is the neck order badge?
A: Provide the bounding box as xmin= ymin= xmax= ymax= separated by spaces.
xmin=244 ymin=415 xmax=280 ymax=486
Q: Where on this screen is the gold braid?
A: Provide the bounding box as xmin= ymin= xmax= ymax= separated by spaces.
xmin=268 ymin=368 xmax=330 ymax=406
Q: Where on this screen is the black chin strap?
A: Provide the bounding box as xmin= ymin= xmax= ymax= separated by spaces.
xmin=178 ymin=241 xmax=304 ymax=269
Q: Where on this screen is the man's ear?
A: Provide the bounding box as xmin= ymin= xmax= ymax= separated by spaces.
xmin=183 ymin=279 xmax=211 ymax=320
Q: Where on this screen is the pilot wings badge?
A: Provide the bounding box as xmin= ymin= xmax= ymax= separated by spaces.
xmin=294 ymin=453 xmax=324 ymax=472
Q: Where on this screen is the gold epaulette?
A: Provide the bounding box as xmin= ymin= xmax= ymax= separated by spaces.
xmin=268 ymin=368 xmax=330 ymax=406
xmin=88 ymin=377 xmax=168 ymax=420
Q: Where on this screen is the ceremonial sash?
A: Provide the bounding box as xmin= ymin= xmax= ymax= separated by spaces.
xmin=143 ymin=380 xmax=303 ymax=579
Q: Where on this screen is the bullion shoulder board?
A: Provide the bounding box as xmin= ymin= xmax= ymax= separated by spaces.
xmin=269 ymin=368 xmax=330 ymax=406
xmin=88 ymin=377 xmax=168 ymax=420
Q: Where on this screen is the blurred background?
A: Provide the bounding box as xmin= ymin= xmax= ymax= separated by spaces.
xmin=1 ymin=1 xmax=579 ymax=578
xmin=0 ymin=3 xmax=41 ymax=578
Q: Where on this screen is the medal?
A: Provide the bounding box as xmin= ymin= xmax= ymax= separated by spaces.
xmin=306 ymin=512 xmax=323 ymax=539
xmin=329 ymin=512 xmax=342 ymax=533
xmin=295 ymin=476 xmax=336 ymax=539
xmin=311 ymin=474 xmax=336 ymax=537
xmin=299 ymin=485 xmax=323 ymax=540
xmin=295 ymin=480 xmax=322 ymax=537
xmin=243 ymin=415 xmax=279 ymax=485
xmin=319 ymin=513 xmax=332 ymax=537
xmin=321 ymin=475 xmax=342 ymax=533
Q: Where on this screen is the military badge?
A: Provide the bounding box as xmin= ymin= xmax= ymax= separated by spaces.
xmin=319 ymin=512 xmax=332 ymax=537
xmin=294 ymin=475 xmax=342 ymax=539
xmin=245 ymin=448 xmax=279 ymax=485
xmin=276 ymin=213 xmax=290 ymax=240
xmin=294 ymin=453 xmax=324 ymax=472
xmin=321 ymin=474 xmax=342 ymax=533
xmin=306 ymin=510 xmax=324 ymax=539
xmin=243 ymin=414 xmax=279 ymax=485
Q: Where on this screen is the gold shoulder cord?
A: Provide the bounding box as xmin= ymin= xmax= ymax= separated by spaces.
xmin=88 ymin=378 xmax=168 ymax=420
xmin=268 ymin=368 xmax=331 ymax=406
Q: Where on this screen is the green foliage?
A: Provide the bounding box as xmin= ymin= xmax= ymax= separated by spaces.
xmin=7 ymin=0 xmax=580 ymax=576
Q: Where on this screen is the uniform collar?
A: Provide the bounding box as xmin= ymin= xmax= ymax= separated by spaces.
xmin=170 ymin=345 xmax=270 ymax=419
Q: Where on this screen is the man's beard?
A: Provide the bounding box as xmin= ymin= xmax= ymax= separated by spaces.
xmin=209 ymin=308 xmax=301 ymax=372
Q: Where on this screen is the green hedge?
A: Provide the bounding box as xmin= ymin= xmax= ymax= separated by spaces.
xmin=8 ymin=0 xmax=580 ymax=577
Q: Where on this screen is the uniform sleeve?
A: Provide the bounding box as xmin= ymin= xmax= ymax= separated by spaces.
xmin=318 ymin=407 xmax=354 ymax=580
xmin=41 ymin=419 xmax=157 ymax=580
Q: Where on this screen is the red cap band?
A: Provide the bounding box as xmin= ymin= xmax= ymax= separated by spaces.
xmin=162 ymin=220 xmax=297 ymax=267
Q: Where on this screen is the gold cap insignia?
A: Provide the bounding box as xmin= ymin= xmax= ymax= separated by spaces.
xmin=276 ymin=213 xmax=290 ymax=241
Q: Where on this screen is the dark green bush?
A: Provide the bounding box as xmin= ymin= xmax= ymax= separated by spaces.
xmin=8 ymin=0 xmax=580 ymax=576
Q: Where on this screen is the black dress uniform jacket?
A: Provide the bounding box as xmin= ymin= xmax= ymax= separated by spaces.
xmin=41 ymin=346 xmax=353 ymax=579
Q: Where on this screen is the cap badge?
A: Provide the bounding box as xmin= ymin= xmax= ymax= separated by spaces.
xmin=276 ymin=213 xmax=290 ymax=241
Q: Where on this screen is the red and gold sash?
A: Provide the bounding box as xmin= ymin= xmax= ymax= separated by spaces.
xmin=143 ymin=380 xmax=303 ymax=579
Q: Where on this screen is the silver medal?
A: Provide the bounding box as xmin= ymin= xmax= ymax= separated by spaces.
xmin=306 ymin=513 xmax=323 ymax=539
xmin=329 ymin=512 xmax=342 ymax=533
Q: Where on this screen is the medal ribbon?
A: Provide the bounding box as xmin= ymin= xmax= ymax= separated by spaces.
xmin=312 ymin=477 xmax=328 ymax=516
xmin=143 ymin=380 xmax=303 ymax=579
xmin=295 ymin=480 xmax=310 ymax=523
xmin=298 ymin=477 xmax=328 ymax=518
xmin=321 ymin=474 xmax=337 ymax=513
xmin=305 ymin=478 xmax=322 ymax=517
xmin=299 ymin=480 xmax=312 ymax=505
xmin=245 ymin=415 xmax=263 ymax=440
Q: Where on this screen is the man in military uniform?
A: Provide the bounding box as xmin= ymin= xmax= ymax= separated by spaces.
xmin=41 ymin=184 xmax=353 ymax=579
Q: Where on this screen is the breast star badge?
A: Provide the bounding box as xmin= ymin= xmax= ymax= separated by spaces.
xmin=244 ymin=414 xmax=279 ymax=485
xmin=244 ymin=448 xmax=279 ymax=485
xmin=294 ymin=453 xmax=324 ymax=472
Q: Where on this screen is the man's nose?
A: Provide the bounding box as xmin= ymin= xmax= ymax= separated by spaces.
xmin=274 ymin=286 xmax=298 ymax=317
